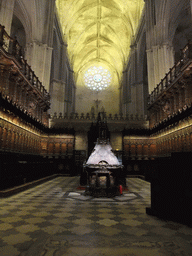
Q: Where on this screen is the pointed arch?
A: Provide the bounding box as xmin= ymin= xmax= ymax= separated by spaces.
xmin=14 ymin=0 xmax=32 ymax=44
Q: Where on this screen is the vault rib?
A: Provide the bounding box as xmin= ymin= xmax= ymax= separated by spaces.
xmin=56 ymin=0 xmax=145 ymax=87
xmin=97 ymin=0 xmax=101 ymax=59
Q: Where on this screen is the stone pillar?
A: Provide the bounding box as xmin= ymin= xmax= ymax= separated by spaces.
xmin=145 ymin=0 xmax=174 ymax=93
xmin=67 ymin=69 xmax=75 ymax=114
xmin=130 ymin=43 xmax=137 ymax=85
xmin=0 ymin=0 xmax=15 ymax=34
xmin=25 ymin=41 xmax=53 ymax=91
xmin=72 ymin=83 xmax=76 ymax=113
xmin=146 ymin=44 xmax=174 ymax=93
xmin=146 ymin=49 xmax=155 ymax=94
xmin=50 ymin=79 xmax=65 ymax=115
xmin=129 ymin=43 xmax=137 ymax=115
xmin=135 ymin=82 xmax=145 ymax=116
xmin=121 ymin=70 xmax=127 ymax=116
xmin=129 ymin=86 xmax=137 ymax=115
xmin=24 ymin=0 xmax=55 ymax=91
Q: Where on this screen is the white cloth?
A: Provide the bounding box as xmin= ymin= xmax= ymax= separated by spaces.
xmin=86 ymin=142 xmax=120 ymax=165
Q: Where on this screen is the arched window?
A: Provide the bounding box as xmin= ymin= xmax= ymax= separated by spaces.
xmin=84 ymin=66 xmax=111 ymax=91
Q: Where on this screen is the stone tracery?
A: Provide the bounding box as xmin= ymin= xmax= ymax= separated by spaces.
xmin=84 ymin=66 xmax=111 ymax=91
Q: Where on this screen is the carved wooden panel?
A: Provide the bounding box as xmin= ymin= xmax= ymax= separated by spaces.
xmin=137 ymin=144 xmax=142 ymax=156
xmin=61 ymin=143 xmax=67 ymax=153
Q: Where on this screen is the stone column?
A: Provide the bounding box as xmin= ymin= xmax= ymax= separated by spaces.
xmin=121 ymin=70 xmax=127 ymax=116
xmin=0 ymin=0 xmax=15 ymax=34
xmin=25 ymin=41 xmax=53 ymax=91
xmin=146 ymin=44 xmax=174 ymax=93
xmin=129 ymin=43 xmax=137 ymax=115
xmin=135 ymin=82 xmax=145 ymax=116
xmin=50 ymin=79 xmax=65 ymax=115
xmin=68 ymin=69 xmax=75 ymax=114
xmin=145 ymin=0 xmax=174 ymax=93
xmin=129 ymin=86 xmax=137 ymax=115
xmin=25 ymin=0 xmax=55 ymax=91
xmin=72 ymin=83 xmax=76 ymax=113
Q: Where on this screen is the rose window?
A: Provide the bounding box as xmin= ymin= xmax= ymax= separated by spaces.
xmin=84 ymin=66 xmax=111 ymax=91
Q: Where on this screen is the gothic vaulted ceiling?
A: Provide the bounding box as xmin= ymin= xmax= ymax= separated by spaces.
xmin=56 ymin=0 xmax=144 ymax=87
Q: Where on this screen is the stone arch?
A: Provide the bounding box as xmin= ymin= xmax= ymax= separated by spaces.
xmin=10 ymin=14 xmax=26 ymax=55
xmin=137 ymin=31 xmax=148 ymax=115
xmin=32 ymin=0 xmax=55 ymax=46
xmin=13 ymin=0 xmax=32 ymax=46
xmin=51 ymin=29 xmax=61 ymax=80
xmin=156 ymin=0 xmax=171 ymax=43
xmin=169 ymin=0 xmax=191 ymax=62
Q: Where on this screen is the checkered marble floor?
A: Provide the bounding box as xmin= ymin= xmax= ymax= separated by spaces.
xmin=0 ymin=177 xmax=191 ymax=256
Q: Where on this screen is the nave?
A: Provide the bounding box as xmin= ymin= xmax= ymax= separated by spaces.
xmin=0 ymin=177 xmax=191 ymax=256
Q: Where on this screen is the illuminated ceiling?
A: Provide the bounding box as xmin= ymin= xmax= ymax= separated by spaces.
xmin=56 ymin=0 xmax=144 ymax=87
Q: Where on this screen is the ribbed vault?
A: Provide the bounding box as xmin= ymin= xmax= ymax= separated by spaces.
xmin=56 ymin=0 xmax=144 ymax=87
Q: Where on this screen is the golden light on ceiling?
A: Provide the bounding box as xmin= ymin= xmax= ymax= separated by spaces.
xmin=56 ymin=0 xmax=144 ymax=87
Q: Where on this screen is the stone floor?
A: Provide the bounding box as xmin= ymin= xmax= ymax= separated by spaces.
xmin=0 ymin=177 xmax=191 ymax=256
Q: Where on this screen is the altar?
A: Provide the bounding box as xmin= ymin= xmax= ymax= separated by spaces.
xmin=83 ymin=138 xmax=124 ymax=196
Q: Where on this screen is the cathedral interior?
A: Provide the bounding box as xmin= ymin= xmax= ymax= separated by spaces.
xmin=0 ymin=0 xmax=192 ymax=255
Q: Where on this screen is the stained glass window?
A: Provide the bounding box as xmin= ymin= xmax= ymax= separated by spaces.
xmin=84 ymin=66 xmax=111 ymax=91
